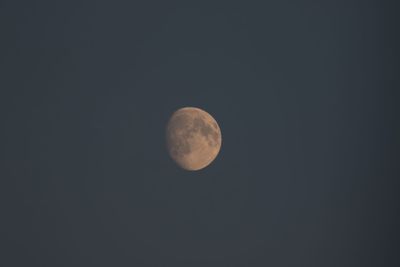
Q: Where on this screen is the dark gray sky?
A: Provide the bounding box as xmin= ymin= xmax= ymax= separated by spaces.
xmin=1 ymin=1 xmax=399 ymax=266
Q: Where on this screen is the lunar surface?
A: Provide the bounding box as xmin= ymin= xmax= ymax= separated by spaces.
xmin=166 ymin=107 xmax=222 ymax=171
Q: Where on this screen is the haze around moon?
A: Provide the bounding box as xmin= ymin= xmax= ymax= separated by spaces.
xmin=166 ymin=107 xmax=222 ymax=171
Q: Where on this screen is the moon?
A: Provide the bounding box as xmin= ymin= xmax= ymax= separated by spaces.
xmin=166 ymin=107 xmax=222 ymax=171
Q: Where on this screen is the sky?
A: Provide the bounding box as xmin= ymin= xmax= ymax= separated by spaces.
xmin=0 ymin=1 xmax=399 ymax=266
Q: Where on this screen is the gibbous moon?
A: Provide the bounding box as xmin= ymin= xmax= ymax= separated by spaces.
xmin=166 ymin=107 xmax=222 ymax=171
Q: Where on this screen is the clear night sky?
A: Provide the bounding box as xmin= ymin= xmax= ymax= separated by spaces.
xmin=1 ymin=1 xmax=399 ymax=266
